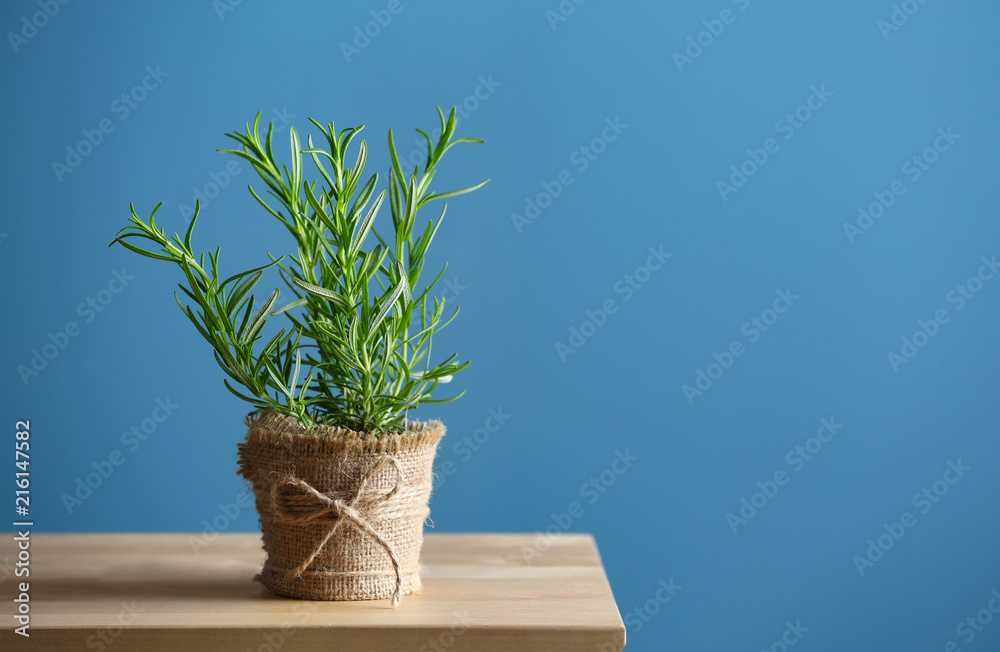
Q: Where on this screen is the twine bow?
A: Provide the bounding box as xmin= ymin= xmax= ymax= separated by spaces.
xmin=269 ymin=456 xmax=406 ymax=607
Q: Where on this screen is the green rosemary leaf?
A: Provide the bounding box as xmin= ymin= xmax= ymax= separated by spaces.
xmin=240 ymin=288 xmax=279 ymax=344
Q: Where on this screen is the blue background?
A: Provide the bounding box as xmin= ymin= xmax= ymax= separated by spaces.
xmin=2 ymin=1 xmax=999 ymax=650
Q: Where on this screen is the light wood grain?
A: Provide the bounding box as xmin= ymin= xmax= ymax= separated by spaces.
xmin=1 ymin=533 xmax=625 ymax=651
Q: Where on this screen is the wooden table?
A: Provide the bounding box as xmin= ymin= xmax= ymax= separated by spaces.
xmin=1 ymin=533 xmax=625 ymax=651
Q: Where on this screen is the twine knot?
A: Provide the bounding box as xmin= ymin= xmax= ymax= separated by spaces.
xmin=268 ymin=456 xmax=406 ymax=607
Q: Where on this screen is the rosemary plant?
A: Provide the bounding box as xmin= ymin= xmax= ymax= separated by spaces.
xmin=111 ymin=108 xmax=487 ymax=434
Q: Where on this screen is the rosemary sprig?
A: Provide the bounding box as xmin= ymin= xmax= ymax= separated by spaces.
xmin=111 ymin=108 xmax=487 ymax=434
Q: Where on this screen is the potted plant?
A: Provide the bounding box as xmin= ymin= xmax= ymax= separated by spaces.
xmin=111 ymin=108 xmax=487 ymax=606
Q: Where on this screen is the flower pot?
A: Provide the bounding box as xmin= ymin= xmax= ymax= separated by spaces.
xmin=237 ymin=411 xmax=444 ymax=605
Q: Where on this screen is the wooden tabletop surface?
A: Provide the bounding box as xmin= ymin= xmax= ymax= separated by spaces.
xmin=1 ymin=532 xmax=625 ymax=651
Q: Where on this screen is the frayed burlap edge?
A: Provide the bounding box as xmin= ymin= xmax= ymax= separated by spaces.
xmin=238 ymin=410 xmax=445 ymax=463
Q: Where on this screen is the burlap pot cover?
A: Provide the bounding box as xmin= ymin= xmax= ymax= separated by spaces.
xmin=237 ymin=411 xmax=445 ymax=605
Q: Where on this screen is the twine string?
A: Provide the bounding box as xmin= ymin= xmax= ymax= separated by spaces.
xmin=268 ymin=456 xmax=406 ymax=607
